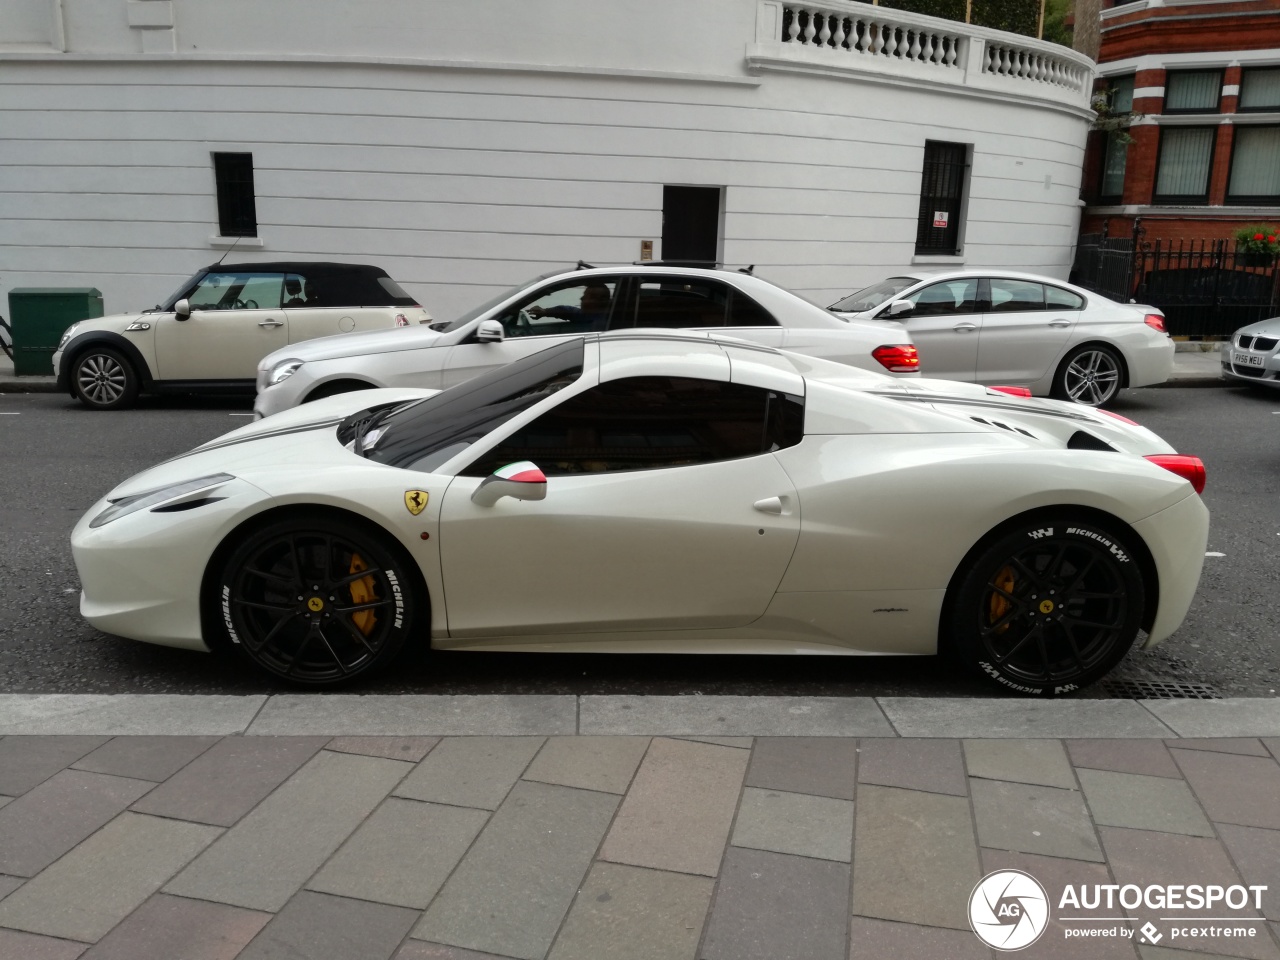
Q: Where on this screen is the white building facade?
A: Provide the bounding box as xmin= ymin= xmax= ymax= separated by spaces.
xmin=1 ymin=0 xmax=1096 ymax=321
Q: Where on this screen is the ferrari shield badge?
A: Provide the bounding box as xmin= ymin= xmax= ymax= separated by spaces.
xmin=404 ymin=490 xmax=429 ymax=516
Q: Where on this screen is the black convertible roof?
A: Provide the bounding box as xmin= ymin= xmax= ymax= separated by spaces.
xmin=191 ymin=262 xmax=417 ymax=308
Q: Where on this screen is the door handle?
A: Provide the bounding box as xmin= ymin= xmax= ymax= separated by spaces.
xmin=1048 ymin=319 xmax=1071 ymax=328
xmin=258 ymin=319 xmax=284 ymax=328
xmin=953 ymin=322 xmax=977 ymax=333
xmin=753 ymin=496 xmax=791 ymax=515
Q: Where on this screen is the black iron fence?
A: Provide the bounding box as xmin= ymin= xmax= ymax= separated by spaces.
xmin=1074 ymin=236 xmax=1280 ymax=338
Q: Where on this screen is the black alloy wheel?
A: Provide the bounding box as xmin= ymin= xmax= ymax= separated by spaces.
xmin=73 ymin=347 xmax=140 ymax=410
xmin=212 ymin=515 xmax=420 ymax=686
xmin=948 ymin=518 xmax=1145 ymax=696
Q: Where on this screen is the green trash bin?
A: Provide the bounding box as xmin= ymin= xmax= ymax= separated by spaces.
xmin=7 ymin=288 xmax=104 ymax=376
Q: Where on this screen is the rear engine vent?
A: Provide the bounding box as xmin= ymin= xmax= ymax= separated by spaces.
xmin=1067 ymin=430 xmax=1118 ymax=452
xmin=1101 ymin=678 xmax=1220 ymax=700
xmin=970 ymin=416 xmax=1035 ymax=438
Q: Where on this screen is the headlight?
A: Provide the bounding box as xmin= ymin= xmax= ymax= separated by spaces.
xmin=57 ymin=324 xmax=80 ymax=350
xmin=268 ymin=359 xmax=304 ymax=386
xmin=90 ymin=474 xmax=235 ymax=528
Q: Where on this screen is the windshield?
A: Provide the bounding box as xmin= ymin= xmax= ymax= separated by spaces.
xmin=363 ymin=338 xmax=586 ymax=472
xmin=434 ymin=271 xmax=569 ymax=333
xmin=154 ymin=270 xmax=206 ymax=311
xmin=828 ymin=277 xmax=920 ymax=313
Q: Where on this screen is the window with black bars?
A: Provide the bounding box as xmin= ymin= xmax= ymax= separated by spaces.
xmin=213 ymin=152 xmax=258 ymax=237
xmin=915 ymin=141 xmax=968 ymax=255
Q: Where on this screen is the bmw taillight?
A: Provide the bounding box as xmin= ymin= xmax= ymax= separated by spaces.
xmin=1144 ymin=454 xmax=1205 ymax=494
xmin=1097 ymin=408 xmax=1139 ymax=425
xmin=873 ymin=344 xmax=920 ymax=373
xmin=1144 ymin=314 xmax=1166 ymax=333
xmin=989 ymin=385 xmax=1032 ymax=398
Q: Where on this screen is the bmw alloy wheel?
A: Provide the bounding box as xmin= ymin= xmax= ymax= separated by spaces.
xmin=1058 ymin=347 xmax=1121 ymax=406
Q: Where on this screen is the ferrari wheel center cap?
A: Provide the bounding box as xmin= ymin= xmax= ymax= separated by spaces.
xmin=1039 ymin=599 xmax=1055 ymax=614
xmin=306 ymin=596 xmax=325 ymax=613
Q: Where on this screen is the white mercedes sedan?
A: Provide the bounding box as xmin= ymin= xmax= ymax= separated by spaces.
xmin=253 ymin=264 xmax=919 ymax=418
xmin=74 ymin=331 xmax=1208 ymax=696
xmin=829 ymin=270 xmax=1174 ymax=406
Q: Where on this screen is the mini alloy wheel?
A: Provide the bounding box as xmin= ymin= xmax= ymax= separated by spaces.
xmin=212 ymin=516 xmax=419 ymax=685
xmin=73 ymin=348 xmax=139 ymax=410
xmin=949 ymin=519 xmax=1145 ymax=696
xmin=1054 ymin=345 xmax=1122 ymax=406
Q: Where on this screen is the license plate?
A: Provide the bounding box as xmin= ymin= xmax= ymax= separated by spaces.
xmin=1233 ymin=352 xmax=1264 ymax=367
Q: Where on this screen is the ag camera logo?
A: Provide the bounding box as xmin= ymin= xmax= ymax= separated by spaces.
xmin=969 ymin=870 xmax=1049 ymax=951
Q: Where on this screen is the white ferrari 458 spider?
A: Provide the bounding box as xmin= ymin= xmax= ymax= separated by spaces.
xmin=71 ymin=331 xmax=1209 ymax=695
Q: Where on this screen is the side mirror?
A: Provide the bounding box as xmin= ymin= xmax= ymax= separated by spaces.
xmin=887 ymin=300 xmax=914 ymax=318
xmin=471 ymin=461 xmax=547 ymax=507
xmin=174 ymin=298 xmax=191 ymax=320
xmin=476 ymin=319 xmax=504 ymax=343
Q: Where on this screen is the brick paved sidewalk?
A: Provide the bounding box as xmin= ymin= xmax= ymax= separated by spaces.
xmin=0 ymin=706 xmax=1278 ymax=959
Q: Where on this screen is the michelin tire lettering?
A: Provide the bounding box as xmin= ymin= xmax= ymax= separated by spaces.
xmin=220 ymin=584 xmax=240 ymax=644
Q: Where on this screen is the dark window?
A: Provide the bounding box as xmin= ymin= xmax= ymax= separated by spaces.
xmin=726 ymin=290 xmax=779 ymax=327
xmin=661 ymin=186 xmax=721 ymax=264
xmin=915 ymin=141 xmax=968 ymax=255
xmin=1239 ymin=68 xmax=1280 ymax=112
xmin=988 ymin=279 xmax=1045 ymax=312
xmin=495 ymin=278 xmax=621 ymax=338
xmin=1164 ymin=71 xmax=1222 ymax=114
xmin=1154 ymin=127 xmax=1215 ymax=202
xmin=464 ymin=376 xmax=803 ymax=477
xmin=627 ymin=278 xmax=730 ymax=329
xmin=213 ymin=152 xmax=257 ymax=237
xmin=1107 ymin=75 xmax=1135 ymax=114
xmin=365 ymin=339 xmax=585 ymax=472
xmin=1100 ymin=132 xmax=1129 ymax=200
xmin=1045 ymin=286 xmax=1086 ymax=310
xmin=1227 ymin=126 xmax=1280 ymax=203
xmin=902 ymin=278 xmax=979 ymax=317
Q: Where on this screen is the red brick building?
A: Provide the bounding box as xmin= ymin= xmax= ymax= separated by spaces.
xmin=1079 ymin=0 xmax=1280 ymax=246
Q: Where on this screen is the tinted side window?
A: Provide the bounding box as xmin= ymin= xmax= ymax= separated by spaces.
xmin=631 ymin=279 xmax=729 ymax=329
xmin=495 ymin=278 xmax=621 ymax=338
xmin=727 ymin=290 xmax=780 ymax=327
xmin=905 ymin=279 xmax=979 ymax=317
xmin=464 ymin=376 xmax=803 ymax=477
xmin=988 ymin=279 xmax=1045 ymax=312
xmin=1045 ymin=286 xmax=1086 ymax=310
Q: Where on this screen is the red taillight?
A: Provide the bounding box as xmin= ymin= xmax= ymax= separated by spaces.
xmin=394 ymin=314 xmax=410 ymax=327
xmin=1144 ymin=314 xmax=1166 ymax=333
xmin=872 ymin=344 xmax=920 ymax=373
xmin=989 ymin=385 xmax=1032 ymax=398
xmin=1097 ymin=408 xmax=1139 ymax=425
xmin=1144 ymin=454 xmax=1205 ymax=494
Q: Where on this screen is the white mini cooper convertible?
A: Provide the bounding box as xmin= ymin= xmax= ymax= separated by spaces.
xmin=71 ymin=331 xmax=1209 ymax=695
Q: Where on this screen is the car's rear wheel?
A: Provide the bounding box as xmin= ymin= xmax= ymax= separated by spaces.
xmin=1052 ymin=344 xmax=1123 ymax=406
xmin=947 ymin=518 xmax=1145 ymax=696
xmin=210 ymin=515 xmax=421 ymax=686
xmin=73 ymin=348 xmax=140 ymax=410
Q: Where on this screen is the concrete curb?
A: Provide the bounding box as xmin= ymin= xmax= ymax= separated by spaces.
xmin=1 ymin=694 xmax=1277 ymax=738
xmin=0 ymin=377 xmax=60 ymax=393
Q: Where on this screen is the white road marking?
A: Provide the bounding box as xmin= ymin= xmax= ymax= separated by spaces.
xmin=1205 ymin=551 xmax=1225 ymax=557
xmin=0 ymin=412 xmax=20 ymax=415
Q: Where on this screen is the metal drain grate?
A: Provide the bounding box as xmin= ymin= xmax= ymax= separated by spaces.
xmin=1101 ymin=679 xmax=1221 ymax=700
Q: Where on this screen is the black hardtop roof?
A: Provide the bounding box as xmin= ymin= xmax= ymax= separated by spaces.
xmin=200 ymin=261 xmax=391 ymax=278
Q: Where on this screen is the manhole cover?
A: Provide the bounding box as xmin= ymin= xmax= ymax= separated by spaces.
xmin=1101 ymin=678 xmax=1221 ymax=700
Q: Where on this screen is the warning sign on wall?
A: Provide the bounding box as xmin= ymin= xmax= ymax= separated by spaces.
xmin=933 ymin=211 xmax=949 ymax=228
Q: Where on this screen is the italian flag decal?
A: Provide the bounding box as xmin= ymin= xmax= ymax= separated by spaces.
xmin=495 ymin=461 xmax=546 ymax=483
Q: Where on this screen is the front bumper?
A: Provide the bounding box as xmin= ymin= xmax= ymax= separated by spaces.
xmin=71 ymin=477 xmax=272 ymax=650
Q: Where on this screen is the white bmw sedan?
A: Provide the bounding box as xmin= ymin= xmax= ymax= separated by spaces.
xmin=829 ymin=270 xmax=1174 ymax=406
xmin=253 ymin=264 xmax=919 ymax=418
xmin=74 ymin=331 xmax=1208 ymax=696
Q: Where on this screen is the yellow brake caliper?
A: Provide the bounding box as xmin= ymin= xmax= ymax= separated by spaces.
xmin=989 ymin=565 xmax=1015 ymax=634
xmin=347 ymin=553 xmax=379 ymax=636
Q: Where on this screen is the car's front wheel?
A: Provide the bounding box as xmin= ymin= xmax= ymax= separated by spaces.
xmin=947 ymin=517 xmax=1145 ymax=696
xmin=208 ymin=514 xmax=422 ymax=686
xmin=73 ymin=348 xmax=140 ymax=410
xmin=1053 ymin=344 xmax=1123 ymax=406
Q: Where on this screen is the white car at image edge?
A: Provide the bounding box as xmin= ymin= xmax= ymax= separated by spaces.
xmin=828 ymin=270 xmax=1175 ymax=406
xmin=253 ymin=264 xmax=920 ymax=418
xmin=72 ymin=330 xmax=1208 ymax=696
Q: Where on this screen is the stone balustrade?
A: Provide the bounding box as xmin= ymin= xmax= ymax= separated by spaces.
xmin=749 ymin=0 xmax=1095 ymax=114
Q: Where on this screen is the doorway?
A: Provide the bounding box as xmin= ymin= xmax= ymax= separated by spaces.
xmin=662 ymin=186 xmax=722 ymax=265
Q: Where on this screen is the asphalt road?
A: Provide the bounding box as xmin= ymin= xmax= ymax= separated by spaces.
xmin=0 ymin=384 xmax=1276 ymax=698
